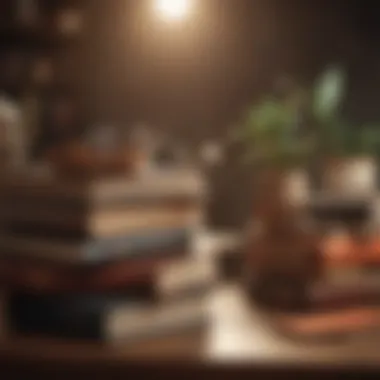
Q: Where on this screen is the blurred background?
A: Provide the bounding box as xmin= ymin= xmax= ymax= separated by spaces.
xmin=3 ymin=0 xmax=380 ymax=372
xmin=3 ymin=0 xmax=380 ymax=227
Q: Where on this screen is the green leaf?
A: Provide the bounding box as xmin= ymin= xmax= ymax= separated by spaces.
xmin=235 ymin=92 xmax=315 ymax=166
xmin=313 ymin=66 xmax=346 ymax=123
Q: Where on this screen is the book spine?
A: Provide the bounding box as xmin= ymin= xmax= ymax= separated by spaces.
xmin=8 ymin=293 xmax=105 ymax=340
xmin=85 ymin=228 xmax=191 ymax=261
xmin=1 ymin=206 xmax=201 ymax=240
xmin=0 ymin=229 xmax=191 ymax=263
xmin=8 ymin=294 xmax=208 ymax=342
xmin=106 ymin=299 xmax=208 ymax=343
xmin=0 ymin=252 xmax=185 ymax=293
xmin=1 ymin=175 xmax=206 ymax=204
xmin=1 ymin=194 xmax=201 ymax=214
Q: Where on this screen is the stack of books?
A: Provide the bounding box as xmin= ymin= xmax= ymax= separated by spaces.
xmin=0 ymin=169 xmax=215 ymax=346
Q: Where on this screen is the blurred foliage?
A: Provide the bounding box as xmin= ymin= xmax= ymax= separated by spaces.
xmin=312 ymin=66 xmax=346 ymax=125
xmin=355 ymin=126 xmax=380 ymax=157
xmin=234 ymin=95 xmax=315 ymax=168
xmin=235 ymin=65 xmax=380 ymax=167
xmin=312 ymin=66 xmax=380 ymax=157
xmin=311 ymin=65 xmax=350 ymax=156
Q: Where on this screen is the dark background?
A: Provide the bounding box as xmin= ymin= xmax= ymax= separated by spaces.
xmin=83 ymin=0 xmax=380 ymax=134
xmin=2 ymin=0 xmax=378 ymax=227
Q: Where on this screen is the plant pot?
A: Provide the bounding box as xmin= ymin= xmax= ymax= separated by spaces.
xmin=247 ymin=273 xmax=310 ymax=311
xmin=255 ymin=167 xmax=310 ymax=212
xmin=246 ymin=167 xmax=320 ymax=311
xmin=323 ymin=156 xmax=377 ymax=196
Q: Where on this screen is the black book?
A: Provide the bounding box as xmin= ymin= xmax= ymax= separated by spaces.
xmin=8 ymin=293 xmax=145 ymax=340
xmin=8 ymin=292 xmax=208 ymax=342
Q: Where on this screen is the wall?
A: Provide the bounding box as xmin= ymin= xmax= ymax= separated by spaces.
xmin=80 ymin=0 xmax=380 ymax=227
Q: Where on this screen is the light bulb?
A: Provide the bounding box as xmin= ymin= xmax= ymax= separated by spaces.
xmin=155 ymin=0 xmax=191 ymax=21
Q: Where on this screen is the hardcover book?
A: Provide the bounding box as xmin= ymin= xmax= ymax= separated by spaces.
xmin=0 ymin=228 xmax=192 ymax=263
xmin=0 ymin=253 xmax=185 ymax=294
xmin=8 ymin=293 xmax=209 ymax=342
xmin=0 ymin=168 xmax=207 ymax=205
xmin=1 ymin=205 xmax=202 ymax=238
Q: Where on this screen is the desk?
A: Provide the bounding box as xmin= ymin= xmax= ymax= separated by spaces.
xmin=207 ymin=285 xmax=380 ymax=367
xmin=2 ymin=286 xmax=380 ymax=365
xmin=1 ymin=233 xmax=380 ymax=377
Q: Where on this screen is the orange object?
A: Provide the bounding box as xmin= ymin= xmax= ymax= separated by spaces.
xmin=322 ymin=235 xmax=380 ymax=268
xmin=279 ymin=307 xmax=380 ymax=336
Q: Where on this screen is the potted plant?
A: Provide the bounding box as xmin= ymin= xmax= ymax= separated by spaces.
xmin=235 ymin=90 xmax=315 ymax=210
xmin=234 ymin=90 xmax=321 ymax=310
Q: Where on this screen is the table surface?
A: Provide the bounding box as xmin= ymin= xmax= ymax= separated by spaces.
xmin=2 ymin=285 xmax=380 ymax=368
xmin=0 ymin=232 xmax=237 ymax=363
xmin=1 ymin=232 xmax=380 ymax=370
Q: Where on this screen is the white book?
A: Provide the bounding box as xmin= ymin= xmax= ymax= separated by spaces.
xmin=106 ymin=297 xmax=209 ymax=343
xmin=0 ymin=168 xmax=207 ymax=203
xmin=156 ymin=258 xmax=219 ymax=300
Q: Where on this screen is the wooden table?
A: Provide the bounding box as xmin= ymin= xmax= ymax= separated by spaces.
xmin=207 ymin=285 xmax=380 ymax=365
xmin=1 ymin=233 xmax=380 ymax=377
xmin=2 ymin=285 xmax=380 ymax=374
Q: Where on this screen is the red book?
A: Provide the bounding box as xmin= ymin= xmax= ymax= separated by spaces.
xmin=0 ymin=252 xmax=184 ymax=294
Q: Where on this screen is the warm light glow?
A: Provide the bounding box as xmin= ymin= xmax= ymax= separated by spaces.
xmin=155 ymin=0 xmax=191 ymax=21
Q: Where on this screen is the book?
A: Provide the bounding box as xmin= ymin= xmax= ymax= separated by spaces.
xmin=8 ymin=293 xmax=209 ymax=342
xmin=1 ymin=204 xmax=202 ymax=238
xmin=275 ymin=307 xmax=380 ymax=341
xmin=0 ymin=254 xmax=217 ymax=299
xmin=1 ymin=191 xmax=203 ymax=214
xmin=309 ymin=269 xmax=380 ymax=311
xmin=0 ymin=253 xmax=186 ymax=294
xmin=8 ymin=293 xmax=146 ymax=341
xmin=0 ymin=228 xmax=191 ymax=264
xmin=107 ymin=297 xmax=208 ymax=344
xmin=0 ymin=168 xmax=207 ymax=206
xmin=156 ymin=258 xmax=219 ymax=301
xmin=308 ymin=195 xmax=371 ymax=224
